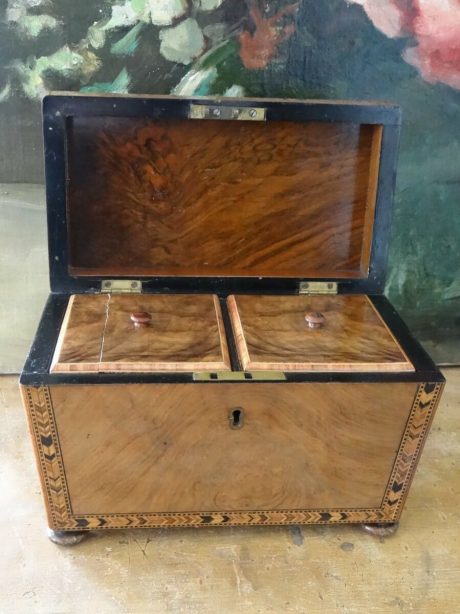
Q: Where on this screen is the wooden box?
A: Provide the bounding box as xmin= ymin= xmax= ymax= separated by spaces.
xmin=20 ymin=94 xmax=444 ymax=541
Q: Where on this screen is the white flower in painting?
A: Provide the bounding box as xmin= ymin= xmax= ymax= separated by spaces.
xmin=159 ymin=18 xmax=205 ymax=64
xmin=105 ymin=2 xmax=142 ymax=30
xmin=172 ymin=67 xmax=217 ymax=94
xmin=13 ymin=45 xmax=101 ymax=98
xmin=223 ymin=84 xmax=245 ymax=97
xmin=150 ymin=0 xmax=189 ymax=26
xmin=7 ymin=0 xmax=49 ymax=17
xmin=6 ymin=0 xmax=59 ymax=37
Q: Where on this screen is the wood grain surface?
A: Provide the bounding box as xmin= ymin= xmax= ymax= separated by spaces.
xmin=49 ymin=382 xmax=417 ymax=514
xmin=51 ymin=294 xmax=230 ymax=372
xmin=228 ymin=294 xmax=413 ymax=372
xmin=66 ymin=117 xmax=381 ymax=279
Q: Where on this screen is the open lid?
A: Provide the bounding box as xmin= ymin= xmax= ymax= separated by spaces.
xmin=43 ymin=94 xmax=401 ymax=294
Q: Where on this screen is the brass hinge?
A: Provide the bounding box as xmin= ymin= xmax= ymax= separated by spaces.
xmin=189 ymin=104 xmax=266 ymax=121
xmin=298 ymin=281 xmax=338 ymax=295
xmin=193 ymin=371 xmax=286 ymax=381
xmin=101 ymin=280 xmax=142 ymax=293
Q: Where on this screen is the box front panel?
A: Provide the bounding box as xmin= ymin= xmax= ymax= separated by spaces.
xmin=48 ymin=382 xmax=417 ymax=515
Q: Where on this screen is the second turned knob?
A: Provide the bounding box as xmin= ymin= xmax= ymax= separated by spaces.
xmin=304 ymin=311 xmax=325 ymax=329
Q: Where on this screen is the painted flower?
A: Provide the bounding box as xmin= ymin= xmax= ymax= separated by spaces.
xmin=347 ymin=0 xmax=460 ymax=90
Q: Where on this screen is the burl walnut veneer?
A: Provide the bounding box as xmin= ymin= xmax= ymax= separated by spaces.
xmin=228 ymin=294 xmax=413 ymax=372
xmin=51 ymin=294 xmax=230 ymax=373
xmin=20 ymin=95 xmax=444 ymax=543
xmin=66 ymin=117 xmax=381 ymax=279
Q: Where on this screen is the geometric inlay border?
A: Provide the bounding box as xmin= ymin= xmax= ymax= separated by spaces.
xmin=21 ymin=382 xmax=443 ymax=531
xmin=381 ymin=381 xmax=443 ymax=520
xmin=23 ymin=386 xmax=73 ymax=528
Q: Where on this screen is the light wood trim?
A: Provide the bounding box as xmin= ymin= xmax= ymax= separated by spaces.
xmin=365 ymin=295 xmax=413 ymax=368
xmin=360 ymin=125 xmax=383 ymax=275
xmin=214 ymin=294 xmax=231 ymax=373
xmin=227 ymin=295 xmax=251 ymax=370
xmin=70 ymin=267 xmax=367 ymax=280
xmin=75 ymin=360 xmax=231 ymax=373
xmin=50 ymin=295 xmax=78 ymax=373
xmin=240 ymin=360 xmax=412 ymax=372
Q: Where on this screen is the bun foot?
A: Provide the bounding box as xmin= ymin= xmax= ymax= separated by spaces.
xmin=361 ymin=522 xmax=399 ymax=537
xmin=47 ymin=528 xmax=88 ymax=546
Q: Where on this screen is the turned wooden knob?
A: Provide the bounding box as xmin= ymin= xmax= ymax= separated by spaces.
xmin=130 ymin=311 xmax=151 ymax=328
xmin=304 ymin=311 xmax=325 ymax=329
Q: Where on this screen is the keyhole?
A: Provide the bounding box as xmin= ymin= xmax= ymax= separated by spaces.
xmin=229 ymin=407 xmax=244 ymax=429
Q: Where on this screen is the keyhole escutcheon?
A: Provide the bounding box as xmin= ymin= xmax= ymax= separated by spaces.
xmin=229 ymin=407 xmax=244 ymax=429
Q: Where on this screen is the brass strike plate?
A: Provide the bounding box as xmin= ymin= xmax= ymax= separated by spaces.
xmin=193 ymin=371 xmax=286 ymax=381
xmin=189 ymin=104 xmax=266 ymax=121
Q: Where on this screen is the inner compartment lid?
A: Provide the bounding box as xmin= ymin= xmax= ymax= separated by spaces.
xmin=51 ymin=294 xmax=230 ymax=373
xmin=44 ymin=95 xmax=400 ymax=288
xmin=228 ymin=294 xmax=413 ymax=372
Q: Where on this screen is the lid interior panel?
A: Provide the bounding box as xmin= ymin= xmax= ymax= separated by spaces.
xmin=65 ymin=116 xmax=382 ymax=279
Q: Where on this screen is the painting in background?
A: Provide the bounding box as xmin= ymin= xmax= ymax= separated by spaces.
xmin=1 ymin=0 xmax=459 ymax=363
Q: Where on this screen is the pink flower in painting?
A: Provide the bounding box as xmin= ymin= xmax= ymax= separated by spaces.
xmin=348 ymin=0 xmax=460 ymax=90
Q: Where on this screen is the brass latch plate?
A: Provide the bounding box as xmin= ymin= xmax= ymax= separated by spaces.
xmin=101 ymin=280 xmax=142 ymax=293
xmin=189 ymin=104 xmax=266 ymax=121
xmin=193 ymin=371 xmax=286 ymax=381
xmin=299 ymin=281 xmax=338 ymax=295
